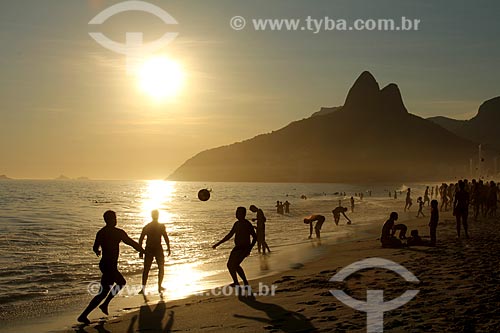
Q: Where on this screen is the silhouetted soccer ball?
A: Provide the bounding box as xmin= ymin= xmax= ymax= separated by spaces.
xmin=198 ymin=189 xmax=211 ymax=201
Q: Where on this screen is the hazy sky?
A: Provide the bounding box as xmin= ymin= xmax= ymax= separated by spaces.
xmin=1 ymin=0 xmax=499 ymax=179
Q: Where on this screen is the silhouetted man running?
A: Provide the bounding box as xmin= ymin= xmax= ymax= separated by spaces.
xmin=213 ymin=207 xmax=257 ymax=287
xmin=78 ymin=210 xmax=144 ymax=325
xmin=138 ymin=210 xmax=171 ymax=294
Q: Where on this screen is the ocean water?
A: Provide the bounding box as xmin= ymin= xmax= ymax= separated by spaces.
xmin=0 ymin=180 xmax=425 ymax=329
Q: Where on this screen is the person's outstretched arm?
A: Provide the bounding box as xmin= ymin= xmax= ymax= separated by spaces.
xmin=213 ymin=224 xmax=236 ymax=249
xmin=121 ymin=231 xmax=144 ymax=253
xmin=342 ymin=212 xmax=352 ymax=223
xmin=162 ymin=227 xmax=171 ymax=256
xmin=92 ymin=231 xmax=102 ymax=257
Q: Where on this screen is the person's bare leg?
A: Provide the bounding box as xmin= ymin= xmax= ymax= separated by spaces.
xmin=236 ymin=266 xmax=249 ymax=286
xmin=265 ymin=242 xmax=271 ymax=253
xmin=463 ymin=214 xmax=469 ymax=238
xmin=140 ymin=255 xmax=154 ymax=294
xmin=157 ymin=256 xmax=165 ymax=293
xmin=99 ymin=283 xmax=125 ymax=315
xmin=78 ymin=285 xmax=110 ymax=324
xmin=227 ymin=253 xmax=239 ymax=285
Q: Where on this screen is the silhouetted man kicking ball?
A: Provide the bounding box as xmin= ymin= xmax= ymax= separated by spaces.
xmin=213 ymin=207 xmax=257 ymax=287
xmin=138 ymin=209 xmax=171 ymax=294
xmin=78 ymin=210 xmax=144 ymax=325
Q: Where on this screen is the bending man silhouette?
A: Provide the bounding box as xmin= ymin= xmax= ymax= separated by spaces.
xmin=332 ymin=206 xmax=352 ymax=225
xmin=303 ymin=214 xmax=325 ymax=239
xmin=78 ymin=210 xmax=144 ymax=325
xmin=139 ymin=210 xmax=171 ymax=294
xmin=213 ymin=207 xmax=257 ymax=287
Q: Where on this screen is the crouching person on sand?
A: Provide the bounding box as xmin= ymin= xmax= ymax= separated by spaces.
xmin=380 ymin=212 xmax=404 ymax=248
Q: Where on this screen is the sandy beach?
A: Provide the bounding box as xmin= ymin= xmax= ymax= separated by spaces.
xmin=56 ymin=205 xmax=500 ymax=333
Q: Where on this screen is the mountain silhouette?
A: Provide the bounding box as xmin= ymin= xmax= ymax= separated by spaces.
xmin=429 ymin=96 xmax=500 ymax=150
xmin=169 ymin=72 xmax=479 ymax=183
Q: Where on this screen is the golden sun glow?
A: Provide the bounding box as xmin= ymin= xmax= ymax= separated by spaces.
xmin=141 ymin=180 xmax=176 ymax=222
xmin=136 ymin=56 xmax=185 ymax=101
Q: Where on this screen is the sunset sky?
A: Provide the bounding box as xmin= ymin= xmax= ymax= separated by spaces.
xmin=1 ymin=0 xmax=499 ymax=179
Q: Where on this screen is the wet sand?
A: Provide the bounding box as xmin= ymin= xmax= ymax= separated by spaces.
xmin=58 ymin=206 xmax=500 ymax=332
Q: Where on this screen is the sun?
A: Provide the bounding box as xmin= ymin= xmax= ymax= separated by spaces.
xmin=136 ymin=56 xmax=185 ymax=101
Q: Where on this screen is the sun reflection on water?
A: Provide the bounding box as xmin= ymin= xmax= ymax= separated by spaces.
xmin=141 ymin=180 xmax=177 ymax=222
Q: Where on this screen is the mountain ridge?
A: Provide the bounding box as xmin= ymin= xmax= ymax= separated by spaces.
xmin=169 ymin=72 xmax=484 ymax=183
xmin=428 ymin=96 xmax=500 ymax=150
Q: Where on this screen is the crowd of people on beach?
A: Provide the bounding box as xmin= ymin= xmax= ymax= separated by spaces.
xmin=381 ymin=179 xmax=499 ymax=249
xmin=77 ymin=180 xmax=498 ymax=325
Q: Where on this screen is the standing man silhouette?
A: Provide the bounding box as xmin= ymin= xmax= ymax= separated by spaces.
xmin=78 ymin=210 xmax=144 ymax=325
xmin=213 ymin=207 xmax=257 ymax=287
xmin=138 ymin=210 xmax=171 ymax=294
xmin=249 ymin=205 xmax=271 ymax=254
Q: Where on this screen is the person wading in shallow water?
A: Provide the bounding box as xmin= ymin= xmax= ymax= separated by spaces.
xmin=78 ymin=210 xmax=144 ymax=325
xmin=213 ymin=207 xmax=257 ymax=287
xmin=138 ymin=210 xmax=171 ymax=295
xmin=249 ymin=205 xmax=271 ymax=254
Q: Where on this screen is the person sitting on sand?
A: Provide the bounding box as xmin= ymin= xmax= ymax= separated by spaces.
xmin=429 ymin=199 xmax=439 ymax=246
xmin=393 ymin=223 xmax=408 ymax=239
xmin=380 ymin=212 xmax=403 ymax=248
xmin=407 ymin=229 xmax=432 ymax=246
xmin=138 ymin=210 xmax=171 ymax=295
xmin=213 ymin=207 xmax=257 ymax=287
xmin=332 ymin=206 xmax=352 ymax=225
xmin=78 ymin=210 xmax=144 ymax=325
xmin=416 ymin=196 xmax=425 ymax=218
xmin=249 ymin=205 xmax=271 ymax=254
xmin=304 ymin=214 xmax=326 ymax=239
